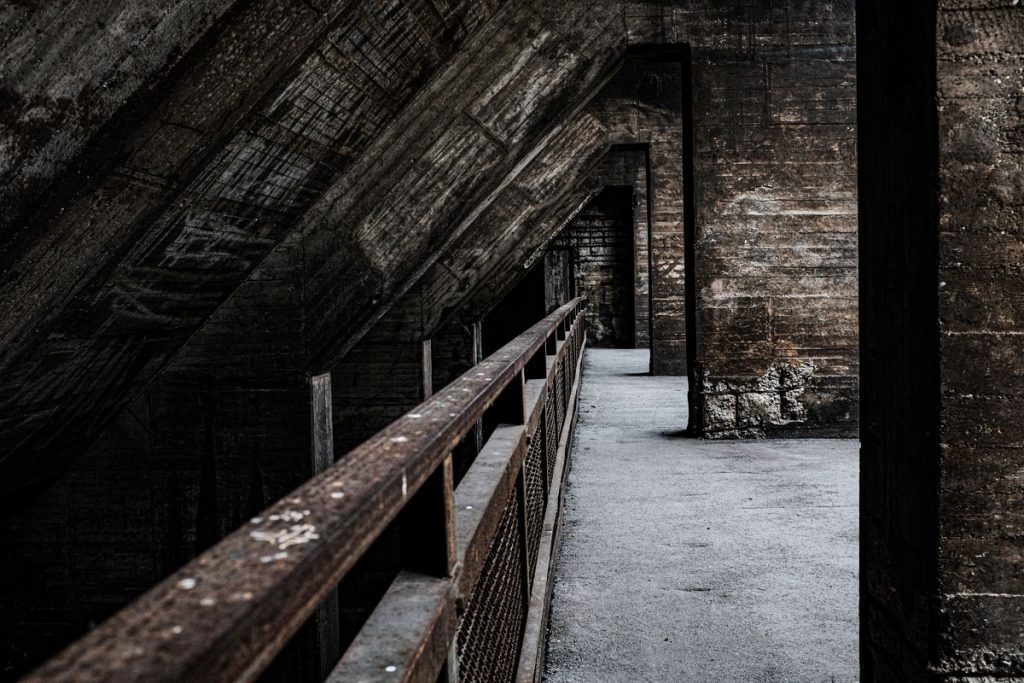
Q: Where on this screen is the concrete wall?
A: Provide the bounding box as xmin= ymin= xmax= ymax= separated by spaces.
xmin=627 ymin=1 xmax=860 ymax=437
xmin=860 ymin=1 xmax=1024 ymax=679
xmin=0 ymin=2 xmax=626 ymax=677
xmin=0 ymin=2 xmax=868 ymax=678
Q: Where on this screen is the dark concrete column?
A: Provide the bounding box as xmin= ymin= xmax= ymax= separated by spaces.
xmin=576 ymin=146 xmax=651 ymax=349
xmin=687 ymin=34 xmax=858 ymax=438
xmin=646 ymin=114 xmax=688 ymax=376
xmin=632 ymin=157 xmax=652 ymax=350
xmin=591 ymin=58 xmax=687 ymax=374
xmin=859 ymin=2 xmax=1024 ymax=679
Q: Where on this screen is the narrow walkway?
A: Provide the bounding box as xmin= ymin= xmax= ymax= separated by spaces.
xmin=545 ymin=350 xmax=858 ymax=682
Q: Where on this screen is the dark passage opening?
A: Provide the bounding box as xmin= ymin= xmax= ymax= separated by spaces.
xmin=555 ymin=185 xmax=637 ymax=349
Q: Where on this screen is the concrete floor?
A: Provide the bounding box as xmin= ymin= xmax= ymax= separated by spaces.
xmin=544 ymin=349 xmax=858 ymax=683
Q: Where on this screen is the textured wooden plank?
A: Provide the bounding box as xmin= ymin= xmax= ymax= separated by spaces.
xmin=301 ymin=1 xmax=626 ymax=369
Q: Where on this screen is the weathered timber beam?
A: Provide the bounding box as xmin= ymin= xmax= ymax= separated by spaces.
xmin=367 ymin=111 xmax=612 ymax=344
xmin=302 ymin=1 xmax=627 ymax=370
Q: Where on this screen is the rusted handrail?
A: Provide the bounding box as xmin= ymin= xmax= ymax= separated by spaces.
xmin=25 ymin=297 xmax=587 ymax=683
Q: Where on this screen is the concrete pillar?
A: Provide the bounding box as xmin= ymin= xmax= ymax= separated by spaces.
xmin=859 ymin=2 xmax=1024 ymax=678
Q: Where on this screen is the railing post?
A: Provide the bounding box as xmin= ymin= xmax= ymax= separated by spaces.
xmin=421 ymin=339 xmax=434 ymax=400
xmin=471 ymin=321 xmax=485 ymax=453
xmin=403 ymin=339 xmax=455 ymax=578
xmin=441 ymin=640 xmax=461 ymax=683
xmin=310 ymin=373 xmax=341 ymax=679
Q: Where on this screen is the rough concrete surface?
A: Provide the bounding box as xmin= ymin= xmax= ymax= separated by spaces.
xmin=545 ymin=349 xmax=858 ymax=682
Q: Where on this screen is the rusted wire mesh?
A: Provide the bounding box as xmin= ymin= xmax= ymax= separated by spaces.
xmin=543 ymin=401 xmax=558 ymax=488
xmin=457 ymin=489 xmax=526 ymax=683
xmin=523 ymin=428 xmax=546 ymax=579
xmin=561 ymin=358 xmax=570 ymax=414
xmin=554 ymin=363 xmax=565 ymax=437
xmin=456 ymin=329 xmax=582 ymax=683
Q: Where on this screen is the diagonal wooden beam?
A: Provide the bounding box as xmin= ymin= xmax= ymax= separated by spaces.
xmin=365 ymin=111 xmax=612 ymax=345
xmin=0 ymin=0 xmax=511 ymax=493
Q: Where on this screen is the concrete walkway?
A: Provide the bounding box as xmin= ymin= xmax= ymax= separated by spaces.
xmin=544 ymin=349 xmax=858 ymax=682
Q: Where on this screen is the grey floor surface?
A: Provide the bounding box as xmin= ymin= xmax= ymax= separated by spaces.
xmin=543 ymin=349 xmax=858 ymax=683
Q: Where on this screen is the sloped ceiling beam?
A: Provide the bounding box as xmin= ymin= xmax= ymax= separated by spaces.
xmin=1 ymin=0 xmax=240 ymax=233
xmin=366 ymin=111 xmax=611 ymax=343
xmin=303 ymin=1 xmax=627 ymax=369
xmin=0 ymin=0 xmax=626 ymax=492
xmin=370 ymin=55 xmax=687 ymax=347
xmin=463 ymin=179 xmax=604 ymax=322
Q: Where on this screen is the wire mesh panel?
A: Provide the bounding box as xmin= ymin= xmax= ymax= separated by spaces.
xmin=567 ymin=340 xmax=576 ymax=381
xmin=457 ymin=489 xmax=526 ymax=683
xmin=523 ymin=429 xmax=546 ymax=580
xmin=543 ymin=404 xmax=557 ymax=489
xmin=554 ymin=361 xmax=565 ymax=437
xmin=565 ymin=360 xmax=573 ymax=409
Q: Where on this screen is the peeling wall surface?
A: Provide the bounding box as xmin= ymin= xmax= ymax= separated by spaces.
xmin=935 ymin=3 xmax=1024 ymax=672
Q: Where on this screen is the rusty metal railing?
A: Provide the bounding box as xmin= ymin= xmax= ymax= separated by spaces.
xmin=25 ymin=297 xmax=588 ymax=683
